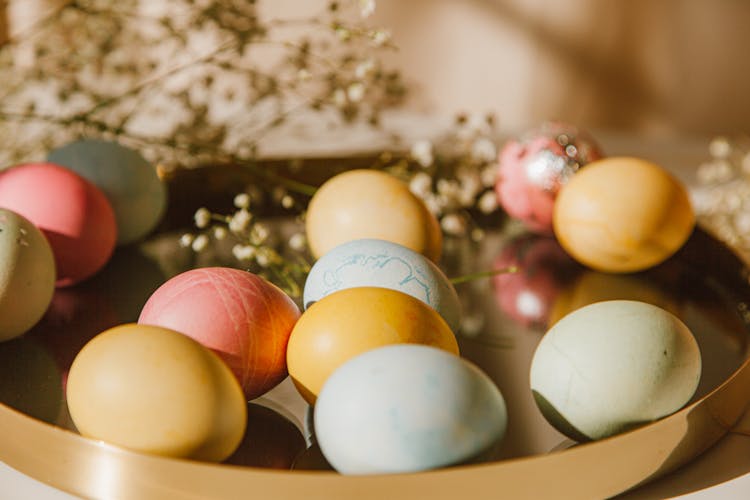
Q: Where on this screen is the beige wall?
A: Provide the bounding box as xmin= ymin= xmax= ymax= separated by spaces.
xmin=368 ymin=0 xmax=750 ymax=136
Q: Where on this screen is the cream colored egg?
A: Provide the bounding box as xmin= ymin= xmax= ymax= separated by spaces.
xmin=553 ymin=157 xmax=694 ymax=273
xmin=67 ymin=324 xmax=247 ymax=461
xmin=305 ymin=170 xmax=442 ymax=262
xmin=530 ymin=300 xmax=701 ymax=441
xmin=0 ymin=208 xmax=56 ymax=341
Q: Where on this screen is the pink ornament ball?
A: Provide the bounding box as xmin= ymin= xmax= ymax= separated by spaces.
xmin=495 ymin=122 xmax=603 ymax=234
xmin=0 ymin=163 xmax=117 ymax=287
xmin=138 ymin=267 xmax=301 ymax=400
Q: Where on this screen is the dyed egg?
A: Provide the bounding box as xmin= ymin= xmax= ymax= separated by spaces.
xmin=530 ymin=300 xmax=701 ymax=441
xmin=315 ymin=344 xmax=507 ymax=474
xmin=0 ymin=209 xmax=56 ymax=340
xmin=66 ymin=324 xmax=247 ymax=461
xmin=495 ymin=122 xmax=602 ymax=234
xmin=303 ymin=238 xmax=461 ymax=332
xmin=48 ymin=140 xmax=167 ymax=245
xmin=553 ymin=157 xmax=695 ymax=273
xmin=139 ymin=267 xmax=301 ymax=400
xmin=305 ymin=169 xmax=442 ymax=262
xmin=287 ymin=287 xmax=458 ymax=404
xmin=0 ymin=163 xmax=117 ymax=286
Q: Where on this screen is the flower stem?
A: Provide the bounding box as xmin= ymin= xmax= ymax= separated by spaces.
xmin=449 ymin=266 xmax=518 ymax=285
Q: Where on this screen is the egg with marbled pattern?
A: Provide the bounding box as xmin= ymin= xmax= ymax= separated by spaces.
xmin=304 ymin=239 xmax=461 ymax=332
xmin=314 ymin=344 xmax=507 ymax=475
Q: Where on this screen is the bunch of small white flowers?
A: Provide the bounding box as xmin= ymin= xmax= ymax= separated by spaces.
xmin=179 ymin=191 xmax=311 ymax=297
xmin=693 ymin=136 xmax=750 ymax=254
xmin=391 ymin=113 xmax=502 ymax=240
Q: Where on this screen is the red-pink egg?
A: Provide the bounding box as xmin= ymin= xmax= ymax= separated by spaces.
xmin=138 ymin=267 xmax=301 ymax=400
xmin=0 ymin=163 xmax=117 ymax=287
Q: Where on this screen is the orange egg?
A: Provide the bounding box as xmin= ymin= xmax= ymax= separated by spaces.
xmin=286 ymin=287 xmax=458 ymax=404
xmin=305 ymin=170 xmax=442 ymax=262
xmin=553 ymin=157 xmax=694 ymax=273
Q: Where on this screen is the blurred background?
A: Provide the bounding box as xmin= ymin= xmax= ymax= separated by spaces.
xmin=2 ymin=0 xmax=749 ymax=138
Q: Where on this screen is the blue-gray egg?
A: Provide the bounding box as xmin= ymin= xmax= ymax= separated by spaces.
xmin=48 ymin=140 xmax=167 ymax=245
xmin=530 ymin=300 xmax=701 ymax=441
xmin=314 ymin=344 xmax=507 ymax=474
xmin=0 ymin=208 xmax=56 ymax=341
xmin=303 ymin=239 xmax=461 ymax=332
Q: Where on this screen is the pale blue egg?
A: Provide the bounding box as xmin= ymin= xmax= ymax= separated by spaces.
xmin=314 ymin=344 xmax=507 ymax=475
xmin=48 ymin=140 xmax=167 ymax=245
xmin=303 ymin=239 xmax=462 ymax=332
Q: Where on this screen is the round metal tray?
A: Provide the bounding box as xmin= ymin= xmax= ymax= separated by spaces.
xmin=1 ymin=166 xmax=749 ymax=500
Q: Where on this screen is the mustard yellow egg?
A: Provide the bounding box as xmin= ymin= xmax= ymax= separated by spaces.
xmin=286 ymin=287 xmax=458 ymax=404
xmin=305 ymin=170 xmax=442 ymax=262
xmin=553 ymin=157 xmax=694 ymax=273
xmin=66 ymin=324 xmax=247 ymax=462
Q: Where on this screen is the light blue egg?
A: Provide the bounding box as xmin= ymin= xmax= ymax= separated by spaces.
xmin=48 ymin=140 xmax=167 ymax=245
xmin=314 ymin=344 xmax=507 ymax=475
xmin=304 ymin=239 xmax=462 ymax=332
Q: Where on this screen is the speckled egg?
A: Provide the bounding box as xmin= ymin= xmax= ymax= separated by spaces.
xmin=530 ymin=300 xmax=701 ymax=441
xmin=305 ymin=169 xmax=442 ymax=262
xmin=0 ymin=163 xmax=117 ymax=286
xmin=0 ymin=209 xmax=56 ymax=341
xmin=315 ymin=344 xmax=507 ymax=474
xmin=553 ymin=157 xmax=695 ymax=273
xmin=287 ymin=287 xmax=458 ymax=404
xmin=48 ymin=140 xmax=167 ymax=245
xmin=66 ymin=323 xmax=247 ymax=461
xmin=303 ymin=239 xmax=461 ymax=332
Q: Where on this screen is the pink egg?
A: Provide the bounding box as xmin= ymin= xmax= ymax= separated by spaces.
xmin=138 ymin=267 xmax=301 ymax=400
xmin=0 ymin=163 xmax=117 ymax=286
xmin=495 ymin=122 xmax=602 ymax=234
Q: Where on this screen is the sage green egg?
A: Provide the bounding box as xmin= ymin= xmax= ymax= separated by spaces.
xmin=530 ymin=300 xmax=701 ymax=441
xmin=0 ymin=209 xmax=56 ymax=341
xmin=48 ymin=140 xmax=167 ymax=245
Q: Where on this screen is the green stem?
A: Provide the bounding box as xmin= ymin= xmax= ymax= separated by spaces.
xmin=241 ymin=161 xmax=318 ymax=197
xmin=450 ymin=266 xmax=518 ymax=285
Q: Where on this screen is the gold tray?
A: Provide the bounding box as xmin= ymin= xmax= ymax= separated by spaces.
xmin=1 ymin=165 xmax=749 ymax=500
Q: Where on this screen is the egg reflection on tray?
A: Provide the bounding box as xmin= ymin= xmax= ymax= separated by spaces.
xmin=491 ymin=233 xmax=580 ymax=329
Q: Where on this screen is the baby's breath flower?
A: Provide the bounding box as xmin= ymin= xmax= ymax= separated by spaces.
xmin=471 ymin=227 xmax=485 ymax=242
xmin=289 ymin=233 xmax=307 ymax=251
xmin=251 ymin=223 xmax=270 ymax=244
xmin=409 ymin=172 xmax=432 ymax=197
xmin=347 ymin=82 xmax=365 ymax=102
xmin=440 ymin=213 xmax=467 ymax=235
xmin=297 ymin=68 xmax=312 ymax=81
xmin=371 ymin=29 xmax=391 ymax=47
xmin=194 ymin=207 xmax=211 ymax=228
xmin=333 ymin=88 xmax=347 ymax=107
xmin=179 ymin=233 xmax=195 ymax=247
xmin=232 ymin=244 xmax=256 ymax=261
xmin=478 ymin=190 xmax=499 ymax=214
xmin=471 ymin=138 xmax=497 ymax=163
xmin=256 ymin=248 xmax=273 ymax=267
xmin=355 ymin=59 xmax=375 ymax=79
xmin=481 ymin=165 xmax=498 ymax=187
xmin=214 ymin=226 xmax=227 ymax=240
xmin=359 ymin=0 xmax=376 ymax=18
xmin=281 ymin=195 xmax=295 ymax=209
xmin=229 ymin=209 xmax=252 ymax=232
xmin=191 ymin=234 xmax=209 ymax=252
xmin=233 ymin=193 xmax=251 ymax=209
xmin=410 ymin=140 xmax=434 ymax=168
xmin=709 ymin=137 xmax=732 ymax=159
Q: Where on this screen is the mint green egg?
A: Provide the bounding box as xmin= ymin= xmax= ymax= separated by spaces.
xmin=0 ymin=209 xmax=56 ymax=341
xmin=48 ymin=140 xmax=167 ymax=245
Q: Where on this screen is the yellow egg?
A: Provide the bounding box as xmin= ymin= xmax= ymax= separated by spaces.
xmin=553 ymin=157 xmax=694 ymax=273
xmin=305 ymin=169 xmax=442 ymax=262
xmin=66 ymin=324 xmax=247 ymax=462
xmin=286 ymin=287 xmax=458 ymax=404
